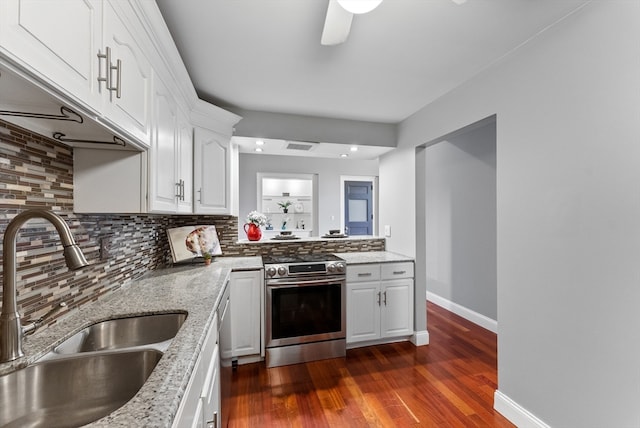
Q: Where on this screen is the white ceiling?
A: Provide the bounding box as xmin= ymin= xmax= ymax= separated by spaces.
xmin=156 ymin=0 xmax=588 ymax=124
xmin=156 ymin=0 xmax=588 ymax=158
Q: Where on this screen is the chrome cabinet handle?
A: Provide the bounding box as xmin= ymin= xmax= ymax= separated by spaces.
xmin=175 ymin=180 xmax=185 ymax=200
xmin=206 ymin=411 xmax=218 ymax=428
xmin=377 ymin=291 xmax=381 ymax=306
xmin=383 ymin=291 xmax=387 ymax=306
xmin=108 ymin=58 xmax=122 ymax=99
xmin=197 ymin=188 xmax=202 ymax=202
xmin=357 ymin=272 xmax=372 ymax=277
xmin=97 ymin=47 xmax=111 ymax=91
xmin=393 ymin=270 xmax=406 ymax=275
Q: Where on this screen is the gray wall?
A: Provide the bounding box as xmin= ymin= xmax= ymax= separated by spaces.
xmin=232 ymin=109 xmax=397 ymax=147
xmin=238 ymin=153 xmax=379 ymax=238
xmin=380 ymin=1 xmax=640 ymax=426
xmin=424 ymin=120 xmax=496 ymax=320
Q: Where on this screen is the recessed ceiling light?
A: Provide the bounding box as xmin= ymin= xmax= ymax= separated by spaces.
xmin=255 ymin=147 xmax=263 ymax=152
xmin=340 ymin=153 xmax=348 ymax=158
xmin=350 ymin=146 xmax=358 ymax=152
xmin=256 ymin=140 xmax=265 ymax=146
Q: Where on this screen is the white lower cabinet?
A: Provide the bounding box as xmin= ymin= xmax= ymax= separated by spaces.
xmin=200 ymin=345 xmax=220 ymax=428
xmin=230 ymin=270 xmax=263 ymax=359
xmin=346 ymin=262 xmax=414 ymax=345
xmin=173 ymin=312 xmax=219 ymax=428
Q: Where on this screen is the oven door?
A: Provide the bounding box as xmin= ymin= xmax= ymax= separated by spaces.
xmin=266 ymin=276 xmax=346 ymax=348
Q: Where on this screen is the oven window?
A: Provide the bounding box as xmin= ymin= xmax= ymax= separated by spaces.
xmin=271 ymin=283 xmax=342 ymax=339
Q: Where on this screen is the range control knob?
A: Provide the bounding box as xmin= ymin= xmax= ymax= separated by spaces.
xmin=336 ymin=263 xmax=346 ymax=273
xmin=266 ymin=266 xmax=277 ymax=277
xmin=327 ymin=263 xmax=336 ymax=273
xmin=277 ymin=266 xmax=287 ymax=276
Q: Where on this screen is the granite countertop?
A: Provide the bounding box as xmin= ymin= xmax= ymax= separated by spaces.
xmin=0 ymin=256 xmax=263 ymax=427
xmin=237 ymin=235 xmax=384 ymax=244
xmin=334 ymin=251 xmax=414 ymax=264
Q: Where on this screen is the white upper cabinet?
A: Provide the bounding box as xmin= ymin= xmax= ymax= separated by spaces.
xmin=0 ymin=0 xmax=152 ymax=148
xmin=2 ymin=0 xmax=242 ymax=215
xmin=149 ymin=76 xmax=179 ymax=212
xmin=177 ymin=113 xmax=194 ymax=213
xmin=0 ymin=0 xmax=103 ymax=111
xmin=194 ymin=127 xmax=232 ymax=215
xmin=100 ymin=0 xmax=152 ymax=147
xmin=192 ymin=100 xmax=241 ymax=216
xmin=148 ymin=75 xmax=194 ymax=214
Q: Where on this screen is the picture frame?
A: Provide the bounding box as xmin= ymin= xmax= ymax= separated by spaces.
xmin=167 ymin=225 xmax=222 ymax=263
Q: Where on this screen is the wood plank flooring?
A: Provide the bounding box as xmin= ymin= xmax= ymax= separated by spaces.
xmin=227 ymin=302 xmax=515 ymax=427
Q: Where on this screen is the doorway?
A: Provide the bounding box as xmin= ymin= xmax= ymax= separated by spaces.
xmin=417 ymin=115 xmax=497 ymax=332
xmin=341 ymin=178 xmax=376 ymax=236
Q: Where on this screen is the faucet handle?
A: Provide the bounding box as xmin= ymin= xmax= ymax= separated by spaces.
xmin=23 ymin=302 xmax=67 ymax=336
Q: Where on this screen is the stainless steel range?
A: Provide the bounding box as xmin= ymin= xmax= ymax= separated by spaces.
xmin=263 ymin=253 xmax=347 ymax=368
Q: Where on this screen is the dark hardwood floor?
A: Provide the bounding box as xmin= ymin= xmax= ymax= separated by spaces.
xmin=228 ymin=302 xmax=515 ymax=427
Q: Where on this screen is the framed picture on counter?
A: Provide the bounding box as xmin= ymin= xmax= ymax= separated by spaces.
xmin=167 ymin=225 xmax=222 ymax=263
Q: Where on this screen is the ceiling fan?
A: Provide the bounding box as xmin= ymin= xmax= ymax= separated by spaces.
xmin=320 ymin=0 xmax=467 ymax=46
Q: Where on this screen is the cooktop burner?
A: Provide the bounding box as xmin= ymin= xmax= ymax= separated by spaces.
xmin=262 ymin=253 xmax=344 ymax=265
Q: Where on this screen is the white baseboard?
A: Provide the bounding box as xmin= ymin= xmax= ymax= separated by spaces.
xmin=427 ymin=292 xmax=498 ymax=333
xmin=411 ymin=330 xmax=429 ymax=346
xmin=494 ymin=390 xmax=550 ymax=428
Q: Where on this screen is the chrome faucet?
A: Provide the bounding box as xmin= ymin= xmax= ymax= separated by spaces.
xmin=1 ymin=209 xmax=89 ymax=363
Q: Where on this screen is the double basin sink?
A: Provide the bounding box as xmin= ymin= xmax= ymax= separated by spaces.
xmin=0 ymin=312 xmax=187 ymax=428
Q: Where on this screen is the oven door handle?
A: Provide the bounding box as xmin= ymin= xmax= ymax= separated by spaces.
xmin=266 ymin=278 xmax=344 ymax=287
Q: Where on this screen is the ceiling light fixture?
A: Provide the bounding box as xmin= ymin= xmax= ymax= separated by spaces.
xmin=337 ymin=0 xmax=383 ymax=14
xmin=340 ymin=153 xmax=349 ymax=158
xmin=350 ymin=146 xmax=358 ymax=152
xmin=256 ymin=140 xmax=264 ymax=146
xmin=255 ymin=147 xmax=263 ymax=152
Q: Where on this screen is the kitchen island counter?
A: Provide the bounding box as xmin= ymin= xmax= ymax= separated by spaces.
xmin=0 ymin=256 xmax=262 ymax=427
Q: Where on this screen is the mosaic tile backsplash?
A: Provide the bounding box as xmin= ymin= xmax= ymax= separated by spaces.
xmin=0 ymin=120 xmax=383 ymax=327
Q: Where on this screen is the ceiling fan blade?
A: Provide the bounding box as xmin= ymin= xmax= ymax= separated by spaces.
xmin=321 ymin=0 xmax=353 ymax=46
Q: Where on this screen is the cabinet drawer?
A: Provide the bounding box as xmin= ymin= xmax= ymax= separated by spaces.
xmin=381 ymin=262 xmax=414 ymax=280
xmin=347 ymin=264 xmax=381 ymax=282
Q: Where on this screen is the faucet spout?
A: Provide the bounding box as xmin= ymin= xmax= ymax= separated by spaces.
xmin=1 ymin=209 xmax=89 ymax=363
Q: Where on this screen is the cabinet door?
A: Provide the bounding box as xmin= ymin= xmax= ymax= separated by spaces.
xmin=0 ymin=0 xmax=102 ymax=111
xmin=148 ymin=77 xmax=178 ymax=213
xmin=230 ymin=270 xmax=262 ymax=357
xmin=381 ymin=279 xmax=414 ymax=338
xmin=176 ymin=111 xmax=193 ymax=213
xmin=346 ymin=281 xmax=381 ymax=343
xmin=172 ymin=353 xmax=206 ymax=428
xmin=200 ymin=345 xmax=220 ymax=428
xmin=101 ymin=0 xmax=151 ymax=147
xmin=193 ymin=127 xmax=233 ymax=215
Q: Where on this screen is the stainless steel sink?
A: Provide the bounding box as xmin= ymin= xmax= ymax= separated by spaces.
xmin=0 ymin=349 xmax=162 ymax=428
xmin=53 ymin=312 xmax=187 ymax=354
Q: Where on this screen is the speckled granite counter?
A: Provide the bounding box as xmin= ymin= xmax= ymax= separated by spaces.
xmin=237 ymin=235 xmax=383 ymax=244
xmin=334 ymin=251 xmax=414 ymax=264
xmin=0 ymin=256 xmax=263 ymax=427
